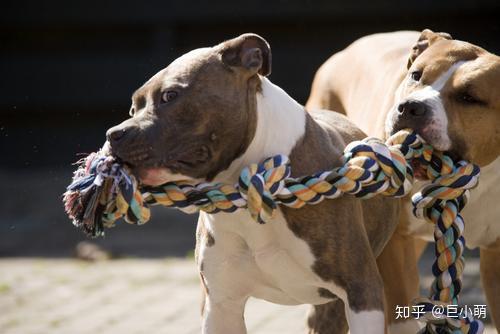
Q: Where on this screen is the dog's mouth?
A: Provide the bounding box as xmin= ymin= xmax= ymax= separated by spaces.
xmin=389 ymin=126 xmax=429 ymax=180
xmin=131 ymin=160 xmax=200 ymax=186
xmin=126 ymin=159 xmax=199 ymax=186
xmin=135 ymin=166 xmax=187 ymax=186
xmin=130 ymin=156 xmax=210 ymax=186
xmin=410 ymin=159 xmax=429 ymax=180
xmin=390 ymin=126 xmax=462 ymax=181
xmin=410 ymin=149 xmax=462 ymax=181
xmin=108 ymin=142 xmax=211 ymax=186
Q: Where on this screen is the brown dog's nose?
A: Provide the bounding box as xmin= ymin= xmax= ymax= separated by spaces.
xmin=106 ymin=125 xmax=133 ymax=146
xmin=398 ymin=100 xmax=427 ymax=117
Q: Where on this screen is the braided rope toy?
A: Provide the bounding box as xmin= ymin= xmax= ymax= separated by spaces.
xmin=63 ymin=129 xmax=482 ymax=333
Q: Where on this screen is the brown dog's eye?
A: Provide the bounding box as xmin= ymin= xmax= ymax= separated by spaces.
xmin=460 ymin=92 xmax=480 ymax=104
xmin=161 ymin=91 xmax=178 ymax=103
xmin=410 ymin=70 xmax=422 ymax=82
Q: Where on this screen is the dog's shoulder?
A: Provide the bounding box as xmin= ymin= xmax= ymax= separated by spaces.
xmin=285 ymin=108 xmax=376 ymax=215
xmin=309 ymin=108 xmax=367 ymax=144
xmin=288 ymin=108 xmax=366 ymax=177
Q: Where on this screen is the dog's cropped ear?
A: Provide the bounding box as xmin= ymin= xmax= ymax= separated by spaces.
xmin=407 ymin=29 xmax=452 ymax=68
xmin=220 ymin=33 xmax=272 ymax=76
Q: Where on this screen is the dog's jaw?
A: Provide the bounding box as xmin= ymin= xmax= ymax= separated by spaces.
xmin=138 ymin=167 xmax=195 ymax=186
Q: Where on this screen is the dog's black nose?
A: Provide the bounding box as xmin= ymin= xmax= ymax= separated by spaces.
xmin=397 ymin=100 xmax=427 ymax=117
xmin=106 ymin=125 xmax=132 ymax=145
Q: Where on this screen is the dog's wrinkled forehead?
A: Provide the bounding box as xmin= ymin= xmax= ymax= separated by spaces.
xmin=135 ymin=47 xmax=217 ymax=95
xmin=162 ymin=47 xmax=217 ymax=81
xmin=408 ymin=40 xmax=480 ymax=79
xmin=131 ymin=33 xmax=272 ymax=104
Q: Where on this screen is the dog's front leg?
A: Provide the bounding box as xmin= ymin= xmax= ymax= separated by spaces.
xmin=376 ymin=230 xmax=422 ymax=333
xmin=312 ymin=253 xmax=386 ymax=334
xmin=307 ymin=298 xmax=349 ymax=334
xmin=307 ymin=286 xmax=385 ymax=334
xmin=202 ymin=295 xmax=247 ymax=334
xmin=199 ymin=255 xmax=249 ymax=334
xmin=196 ymin=214 xmax=252 ymax=334
xmin=346 ymin=306 xmax=385 ymax=334
xmin=343 ymin=253 xmax=386 ymax=334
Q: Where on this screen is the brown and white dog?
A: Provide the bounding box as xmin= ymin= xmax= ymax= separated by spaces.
xmin=106 ymin=33 xmax=400 ymax=333
xmin=307 ymin=29 xmax=500 ymax=333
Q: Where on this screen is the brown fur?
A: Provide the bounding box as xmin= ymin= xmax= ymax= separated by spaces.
xmin=307 ymin=31 xmax=417 ymax=139
xmin=107 ymin=35 xmax=270 ymax=183
xmin=308 ymin=298 xmax=349 ymax=334
xmin=306 ymin=29 xmax=500 ymax=331
xmin=308 ymin=30 xmax=500 ymax=166
xmin=283 ymin=110 xmax=399 ymax=312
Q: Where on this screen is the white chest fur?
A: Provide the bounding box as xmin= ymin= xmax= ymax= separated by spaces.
xmin=200 ymin=209 xmax=336 ymax=305
xmin=213 ymin=77 xmax=307 ymax=183
xmin=403 ymin=156 xmax=500 ymax=249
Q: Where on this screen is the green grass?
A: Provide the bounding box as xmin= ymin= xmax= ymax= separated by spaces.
xmin=0 ymin=283 xmax=11 ymax=294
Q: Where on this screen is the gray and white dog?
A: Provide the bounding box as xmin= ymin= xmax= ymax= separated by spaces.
xmin=106 ymin=34 xmax=399 ymax=334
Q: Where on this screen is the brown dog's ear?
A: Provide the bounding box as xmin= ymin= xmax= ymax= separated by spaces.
xmin=407 ymin=29 xmax=452 ymax=68
xmin=220 ymin=33 xmax=272 ymax=76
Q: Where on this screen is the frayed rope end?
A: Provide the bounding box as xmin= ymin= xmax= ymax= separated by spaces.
xmin=63 ymin=149 xmax=140 ymax=237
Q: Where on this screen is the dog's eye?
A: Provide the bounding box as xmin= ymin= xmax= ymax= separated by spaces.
xmin=460 ymin=92 xmax=482 ymax=105
xmin=161 ymin=91 xmax=178 ymax=103
xmin=410 ymin=70 xmax=422 ymax=82
xmin=129 ymin=107 xmax=135 ymax=116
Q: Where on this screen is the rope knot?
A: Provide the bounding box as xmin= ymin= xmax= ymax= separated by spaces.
xmin=412 ymin=298 xmax=484 ymax=334
xmin=238 ymin=155 xmax=291 ymax=223
xmin=343 ymin=133 xmax=414 ymax=198
xmin=412 ymin=161 xmax=480 ymax=220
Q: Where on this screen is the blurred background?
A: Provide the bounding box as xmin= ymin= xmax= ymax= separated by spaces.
xmin=1 ymin=1 xmax=499 ymax=333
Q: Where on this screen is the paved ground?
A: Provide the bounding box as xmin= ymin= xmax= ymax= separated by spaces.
xmin=0 ymin=257 xmax=497 ymax=334
xmin=0 ymin=258 xmax=310 ymax=334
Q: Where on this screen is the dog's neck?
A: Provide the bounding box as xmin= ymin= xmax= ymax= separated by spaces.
xmin=214 ymin=77 xmax=306 ymax=184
